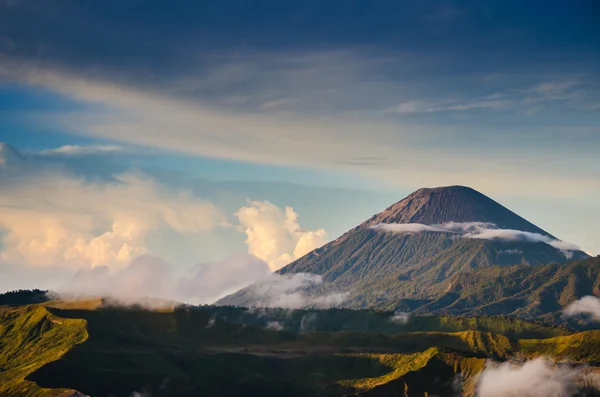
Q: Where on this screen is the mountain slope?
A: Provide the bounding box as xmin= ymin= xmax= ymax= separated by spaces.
xmin=218 ymin=186 xmax=588 ymax=314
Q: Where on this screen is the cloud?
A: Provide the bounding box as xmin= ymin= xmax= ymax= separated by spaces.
xmin=462 ymin=228 xmax=581 ymax=258
xmin=236 ymin=200 xmax=328 ymax=270
xmin=179 ymin=254 xmax=271 ymax=303
xmin=370 ymin=223 xmax=455 ymax=234
xmin=476 ymin=357 xmax=600 ymax=397
xmin=266 ymin=321 xmax=284 ymax=331
xmin=0 ymin=165 xmax=226 ymax=269
xmin=390 ymin=311 xmax=410 ymax=324
xmin=53 ymin=254 xmax=271 ymax=306
xmin=386 ymin=98 xmax=509 ymax=114
xmin=371 ymin=222 xmax=581 ymax=258
xmin=236 ymin=273 xmax=348 ymax=309
xmin=498 ymin=249 xmax=523 ymax=255
xmin=386 ymin=80 xmax=584 ymax=115
xmin=2 ymin=58 xmax=599 ymax=200
xmin=38 ymin=144 xmax=125 ymax=156
xmin=563 ymin=296 xmax=600 ymax=321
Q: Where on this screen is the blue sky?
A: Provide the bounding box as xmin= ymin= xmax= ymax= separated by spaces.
xmin=0 ymin=0 xmax=599 ymax=292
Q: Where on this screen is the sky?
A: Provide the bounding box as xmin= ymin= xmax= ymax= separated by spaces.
xmin=0 ymin=0 xmax=599 ymax=296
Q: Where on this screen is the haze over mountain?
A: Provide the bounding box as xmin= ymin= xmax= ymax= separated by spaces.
xmin=218 ymin=186 xmax=591 ymax=319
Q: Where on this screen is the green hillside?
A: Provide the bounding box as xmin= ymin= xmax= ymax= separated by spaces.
xmin=1 ymin=300 xmax=599 ymax=396
xmin=0 ymin=305 xmax=87 ymax=397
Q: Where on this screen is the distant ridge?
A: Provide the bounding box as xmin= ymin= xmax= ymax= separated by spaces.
xmin=218 ymin=186 xmax=589 ymax=318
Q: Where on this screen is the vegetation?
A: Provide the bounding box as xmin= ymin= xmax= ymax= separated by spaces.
xmin=221 ymin=256 xmax=600 ymax=326
xmin=0 ymin=289 xmax=49 ymax=306
xmin=0 ymin=300 xmax=599 ymax=396
xmin=0 ymin=305 xmax=87 ymax=397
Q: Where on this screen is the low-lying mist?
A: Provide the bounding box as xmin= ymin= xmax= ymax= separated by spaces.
xmin=49 ymin=254 xmax=348 ymax=310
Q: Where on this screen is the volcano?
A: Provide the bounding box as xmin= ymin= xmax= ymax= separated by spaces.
xmin=218 ymin=186 xmax=590 ymax=316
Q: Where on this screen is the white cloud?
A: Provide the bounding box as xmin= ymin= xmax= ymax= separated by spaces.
xmin=53 ymin=254 xmax=271 ymax=306
xmin=476 ymin=357 xmax=600 ymax=397
xmin=370 ymin=223 xmax=454 ymax=234
xmin=463 ymin=228 xmax=581 ymax=258
xmin=236 ymin=200 xmax=328 ymax=270
xmin=266 ymin=321 xmax=284 ymax=331
xmin=563 ymin=296 xmax=600 ymax=321
xmin=39 ymin=144 xmax=125 ymax=156
xmin=240 ymin=273 xmax=348 ymax=309
xmin=0 ymin=168 xmax=225 ymax=269
xmin=371 ymin=222 xmax=581 ymax=258
xmin=390 ymin=311 xmax=410 ymax=324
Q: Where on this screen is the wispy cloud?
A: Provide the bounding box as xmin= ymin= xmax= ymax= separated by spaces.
xmin=371 ymin=222 xmax=582 ymax=258
xmin=385 ymin=98 xmax=509 ymax=114
xmin=39 ymin=144 xmax=125 ymax=156
xmin=1 ymin=54 xmax=599 ymax=199
xmin=228 ymin=272 xmax=349 ymax=309
xmin=385 ymin=80 xmax=587 ymax=115
xmin=52 ymin=254 xmax=272 ymax=307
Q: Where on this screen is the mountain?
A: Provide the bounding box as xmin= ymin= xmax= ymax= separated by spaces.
xmin=218 ymin=186 xmax=590 ymax=316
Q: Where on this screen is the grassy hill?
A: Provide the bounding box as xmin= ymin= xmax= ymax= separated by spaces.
xmin=1 ymin=299 xmax=599 ymax=396
xmin=0 ymin=305 xmax=87 ymax=397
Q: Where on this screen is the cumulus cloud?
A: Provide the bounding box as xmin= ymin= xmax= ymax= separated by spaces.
xmin=38 ymin=144 xmax=125 ymax=156
xmin=371 ymin=222 xmax=581 ymax=258
xmin=236 ymin=200 xmax=328 ymax=270
xmin=53 ymin=254 xmax=271 ymax=306
xmin=563 ymin=296 xmax=600 ymax=321
xmin=239 ymin=273 xmax=348 ymax=309
xmin=476 ymin=357 xmax=600 ymax=397
xmin=0 ymin=165 xmax=225 ymax=269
